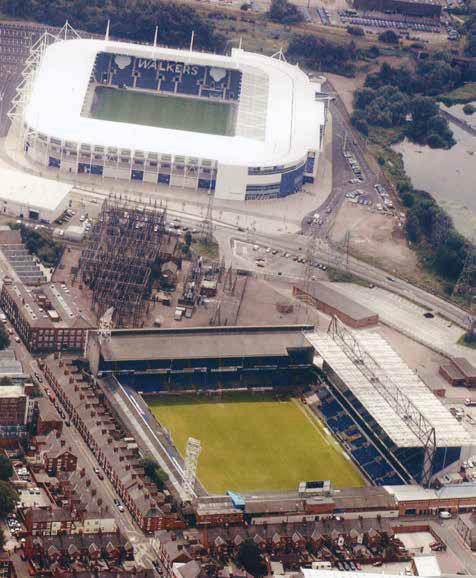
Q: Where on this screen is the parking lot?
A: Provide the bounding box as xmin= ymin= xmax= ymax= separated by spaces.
xmin=338 ymin=10 xmax=441 ymax=33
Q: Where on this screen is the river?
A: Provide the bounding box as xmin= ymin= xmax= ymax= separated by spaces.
xmin=393 ymin=110 xmax=476 ymax=240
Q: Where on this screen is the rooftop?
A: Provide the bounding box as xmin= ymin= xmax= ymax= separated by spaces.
xmin=99 ymin=325 xmax=314 ymax=362
xmin=4 ymin=281 xmax=93 ymax=330
xmin=306 ymin=331 xmax=471 ymax=448
xmin=451 ymin=357 xmax=476 ymax=379
xmin=0 ymin=168 xmax=71 ymax=211
xmin=295 ymin=282 xmax=377 ymax=322
xmin=25 ymin=39 xmax=325 ymax=167
xmin=0 ymin=385 xmax=26 ymax=399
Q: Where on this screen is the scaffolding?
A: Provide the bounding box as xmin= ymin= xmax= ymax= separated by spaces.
xmin=77 ymin=197 xmax=167 ymax=327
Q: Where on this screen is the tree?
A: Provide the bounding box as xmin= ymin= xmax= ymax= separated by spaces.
xmin=140 ymin=457 xmax=168 ymax=491
xmin=0 ymin=528 xmax=5 ymax=551
xmin=236 ymin=541 xmax=267 ymax=577
xmin=463 ymin=103 xmax=475 ymax=115
xmin=0 ymin=325 xmax=9 ymax=352
xmin=401 ymin=193 xmax=415 ymax=208
xmin=405 ymin=212 xmax=421 ymax=243
xmin=268 ymin=0 xmax=303 ymax=23
xmin=347 ymin=26 xmax=364 ymax=36
xmin=184 ymin=231 xmax=192 ymax=248
xmin=0 ymin=481 xmax=17 ymax=516
xmin=0 ymin=456 xmax=13 ymax=481
xmin=378 ymin=30 xmax=399 ymax=44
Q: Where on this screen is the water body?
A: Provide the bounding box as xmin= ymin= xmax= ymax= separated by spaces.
xmin=393 ymin=122 xmax=476 ymax=239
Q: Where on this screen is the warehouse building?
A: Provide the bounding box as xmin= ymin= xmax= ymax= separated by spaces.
xmin=88 ymin=325 xmax=315 ymax=390
xmin=0 ymin=168 xmax=71 ymax=223
xmin=353 ymin=0 xmax=442 ymax=18
xmin=293 ymin=283 xmax=379 ymax=328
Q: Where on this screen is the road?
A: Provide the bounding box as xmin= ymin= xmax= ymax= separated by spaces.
xmin=7 ymin=335 xmax=156 ymax=567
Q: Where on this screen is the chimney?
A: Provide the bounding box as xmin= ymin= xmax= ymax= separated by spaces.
xmin=74 ymin=385 xmax=79 ymax=392
xmin=86 ymin=479 xmax=91 ymax=487
xmin=80 ymin=468 xmax=85 ymax=477
xmin=69 ymin=377 xmax=74 ymax=384
xmin=177 ymin=544 xmax=183 ymax=551
xmin=56 ymin=431 xmax=61 ymax=439
xmin=91 ymin=489 xmax=96 ymax=496
xmin=125 ymin=465 xmax=130 ymax=471
xmin=138 ymin=483 xmax=143 ymax=490
xmin=60 ymin=439 xmax=66 ymax=447
xmin=80 ymin=394 xmax=84 ymax=401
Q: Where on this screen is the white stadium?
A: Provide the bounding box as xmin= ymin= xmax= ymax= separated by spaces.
xmin=13 ymin=33 xmax=327 ymax=201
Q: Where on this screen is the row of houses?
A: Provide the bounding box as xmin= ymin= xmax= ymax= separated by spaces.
xmin=42 ymin=353 xmax=184 ymax=533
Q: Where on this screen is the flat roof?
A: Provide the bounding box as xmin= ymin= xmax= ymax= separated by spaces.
xmin=100 ymin=325 xmax=314 ymax=362
xmin=25 ymin=39 xmax=325 ymax=167
xmin=0 ymin=385 xmax=26 ymax=398
xmin=4 ymin=282 xmax=93 ymax=330
xmin=307 ymin=331 xmax=470 ymax=448
xmin=0 ymin=168 xmax=71 ymax=211
xmin=295 ymin=282 xmax=377 ymax=322
xmin=451 ymin=357 xmax=476 ymax=378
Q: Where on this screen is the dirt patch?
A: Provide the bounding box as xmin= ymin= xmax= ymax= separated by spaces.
xmin=330 ymin=201 xmax=418 ymax=274
xmin=235 ymin=277 xmax=320 ymax=327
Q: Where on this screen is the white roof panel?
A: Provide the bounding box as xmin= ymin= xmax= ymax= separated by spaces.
xmin=306 ymin=331 xmax=471 ymax=448
xmin=25 ymin=39 xmax=325 ymax=167
xmin=0 ymin=168 xmax=71 ymax=211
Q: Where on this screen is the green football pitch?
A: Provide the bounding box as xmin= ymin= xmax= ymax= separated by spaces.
xmin=146 ymin=393 xmax=365 ymax=493
xmin=91 ymin=86 xmax=234 ymax=136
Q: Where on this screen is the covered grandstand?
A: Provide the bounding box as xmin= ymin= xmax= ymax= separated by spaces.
xmin=87 ymin=325 xmax=315 ymax=390
xmin=306 ymin=320 xmax=471 ymax=487
xmin=13 ymin=31 xmax=327 ymax=201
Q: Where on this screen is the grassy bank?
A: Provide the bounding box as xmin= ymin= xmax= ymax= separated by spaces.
xmin=439 ymin=82 xmax=476 ymax=105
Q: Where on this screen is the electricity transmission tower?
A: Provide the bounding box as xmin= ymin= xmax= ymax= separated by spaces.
xmin=183 ymin=437 xmax=201 ymax=502
xmin=202 ymin=191 xmax=214 ymax=245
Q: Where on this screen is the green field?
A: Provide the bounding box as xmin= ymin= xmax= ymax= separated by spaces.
xmin=91 ymin=86 xmax=234 ymax=136
xmin=147 ymin=393 xmax=364 ymax=493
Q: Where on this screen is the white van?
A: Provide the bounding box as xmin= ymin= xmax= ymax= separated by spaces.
xmin=439 ymin=511 xmax=452 ymax=519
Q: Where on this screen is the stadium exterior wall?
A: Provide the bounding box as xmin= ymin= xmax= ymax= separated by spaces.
xmin=20 ymin=39 xmax=326 ymax=202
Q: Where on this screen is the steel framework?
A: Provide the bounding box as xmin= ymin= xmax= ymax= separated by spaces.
xmin=8 ymin=22 xmax=80 ymax=127
xmin=327 ymin=316 xmax=436 ymax=486
xmin=183 ymin=437 xmax=201 ymax=502
xmin=77 ymin=196 xmax=167 ymax=327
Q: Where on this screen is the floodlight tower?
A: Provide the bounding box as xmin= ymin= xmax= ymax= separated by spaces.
xmin=98 ymin=307 xmax=114 ymax=343
xmin=183 ymin=437 xmax=201 ymax=502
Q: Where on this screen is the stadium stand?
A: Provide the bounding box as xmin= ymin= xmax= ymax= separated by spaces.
xmin=315 ymin=389 xmax=405 ymax=487
xmin=94 ymin=52 xmax=242 ymax=103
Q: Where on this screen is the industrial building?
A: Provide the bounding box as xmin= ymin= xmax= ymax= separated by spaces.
xmin=439 ymin=357 xmax=476 ymax=388
xmin=0 ymin=168 xmax=71 ymax=223
xmin=353 ymin=0 xmax=442 ymax=18
xmin=88 ymin=325 xmax=315 ymax=390
xmin=0 ymin=281 xmax=93 ymax=353
xmin=307 ymin=319 xmax=471 ymax=486
xmin=293 ymin=283 xmax=379 ymax=328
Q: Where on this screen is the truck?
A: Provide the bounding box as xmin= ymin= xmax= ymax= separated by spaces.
xmin=465 ymin=399 xmax=476 ymax=407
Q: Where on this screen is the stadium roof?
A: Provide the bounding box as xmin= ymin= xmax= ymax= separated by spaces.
xmin=306 ymin=331 xmax=471 ymax=448
xmin=25 ymin=39 xmax=325 ymax=166
xmin=0 ymin=168 xmax=71 ymax=211
xmin=99 ymin=325 xmax=314 ymax=362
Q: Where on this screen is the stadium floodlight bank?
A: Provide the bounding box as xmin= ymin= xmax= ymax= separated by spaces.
xmin=16 ymin=34 xmax=327 ymax=201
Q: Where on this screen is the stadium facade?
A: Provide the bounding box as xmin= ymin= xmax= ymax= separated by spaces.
xmin=17 ymin=35 xmax=327 ymax=201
